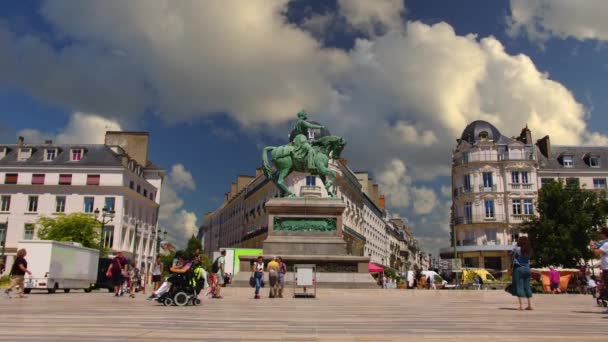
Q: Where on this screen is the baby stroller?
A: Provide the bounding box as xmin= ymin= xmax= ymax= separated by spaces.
xmin=156 ymin=265 xmax=205 ymax=306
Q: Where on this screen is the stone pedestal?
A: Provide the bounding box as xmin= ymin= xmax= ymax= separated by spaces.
xmin=236 ymin=197 xmax=375 ymax=289
xmin=263 ymin=197 xmax=347 ymax=256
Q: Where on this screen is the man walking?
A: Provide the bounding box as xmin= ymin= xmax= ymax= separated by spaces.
xmin=211 ymin=250 xmax=225 ymax=299
xmin=277 ymin=256 xmax=287 ymax=298
xmin=4 ymin=249 xmax=32 ymax=299
xmin=267 ymin=256 xmax=279 ymax=298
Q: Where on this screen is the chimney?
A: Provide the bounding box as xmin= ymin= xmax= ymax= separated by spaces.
xmin=45 ymin=140 xmax=53 ymax=145
xmin=104 ymin=131 xmax=149 ymax=166
xmin=17 ymin=136 xmax=24 ymax=146
xmin=536 ymin=135 xmax=551 ymax=158
xmin=379 ymin=195 xmax=386 ymax=210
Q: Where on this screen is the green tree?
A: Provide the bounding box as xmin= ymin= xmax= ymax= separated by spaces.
xmin=37 ymin=213 xmax=106 ymax=254
xmin=521 ymin=179 xmax=607 ymax=268
xmin=186 ymin=234 xmax=202 ymax=255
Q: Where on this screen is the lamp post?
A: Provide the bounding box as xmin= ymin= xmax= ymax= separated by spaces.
xmin=132 ymin=223 xmax=139 ymax=265
xmin=156 ymin=229 xmax=167 ymax=255
xmin=94 ymin=207 xmax=114 ymax=255
xmin=0 ymin=217 xmax=8 ymax=270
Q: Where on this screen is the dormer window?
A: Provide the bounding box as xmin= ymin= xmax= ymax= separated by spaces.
xmin=563 ymin=155 xmax=574 ymax=168
xmin=478 ymin=131 xmax=489 ymax=141
xmin=18 ymin=147 xmax=32 ymax=161
xmin=45 ymin=148 xmax=57 ymax=161
xmin=590 ymin=156 xmax=600 ymax=168
xmin=71 ymin=149 xmax=83 ymax=161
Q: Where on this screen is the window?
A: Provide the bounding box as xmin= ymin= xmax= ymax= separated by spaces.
xmin=31 ymin=174 xmax=45 ymax=185
xmin=71 ymin=149 xmax=83 ymax=161
xmin=593 ymin=178 xmax=607 ymax=189
xmin=524 ymin=199 xmax=534 ymax=215
xmin=463 ymin=174 xmax=471 ymax=191
xmin=512 ymin=200 xmax=522 ymax=215
xmin=486 ymin=229 xmax=497 ymax=242
xmin=103 ymin=226 xmax=114 ymax=249
xmin=306 ymin=176 xmax=316 ymax=186
xmin=86 ymin=175 xmax=100 ymax=186
xmin=462 ymin=152 xmax=469 ymax=164
xmin=483 ymin=172 xmax=493 ymax=188
xmin=129 ymin=181 xmax=134 ymax=189
xmin=484 ymin=200 xmax=495 ymax=218
xmin=59 ymin=174 xmax=72 ymax=185
xmin=105 ymin=197 xmax=116 ymax=212
xmin=563 ymin=156 xmax=574 ymax=167
xmin=0 ymin=195 xmax=10 ymax=212
xmin=24 ymin=224 xmax=35 ymax=240
xmin=4 ymin=173 xmax=17 ymax=184
xmin=511 ymin=171 xmax=519 ymax=184
xmin=541 ymin=178 xmax=553 ymax=187
xmin=590 ymin=156 xmax=600 ymax=168
xmin=28 ymin=196 xmax=38 ymax=212
xmin=566 ymin=177 xmax=580 ymax=188
xmin=465 ymin=202 xmax=473 ymax=223
xmin=84 ymin=197 xmax=95 ymax=213
xmin=55 ymin=196 xmax=66 ymax=213
xmin=136 ymin=185 xmax=141 ymax=194
xmin=521 ymin=171 xmax=529 ymax=184
xmin=45 ymin=149 xmax=56 ymax=161
xmin=143 ymin=189 xmax=148 ymax=197
xmin=478 ymin=131 xmax=488 ymax=140
xmin=18 ymin=148 xmax=32 ymax=161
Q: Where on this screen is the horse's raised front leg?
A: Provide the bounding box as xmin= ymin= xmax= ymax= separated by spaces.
xmin=317 ymin=163 xmax=337 ymax=198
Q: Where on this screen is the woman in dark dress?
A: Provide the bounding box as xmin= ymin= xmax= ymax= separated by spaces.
xmin=510 ymin=236 xmax=533 ymax=310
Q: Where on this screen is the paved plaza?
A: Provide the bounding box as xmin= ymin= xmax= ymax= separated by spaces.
xmin=0 ymin=288 xmax=606 ymax=341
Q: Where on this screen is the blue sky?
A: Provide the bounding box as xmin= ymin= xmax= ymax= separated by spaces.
xmin=1 ymin=0 xmax=608 ymax=252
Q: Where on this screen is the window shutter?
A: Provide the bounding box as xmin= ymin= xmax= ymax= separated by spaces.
xmin=87 ymin=175 xmax=100 ymax=186
xmin=32 ymin=174 xmax=45 ymax=185
xmin=59 ymin=174 xmax=72 ymax=185
xmin=5 ymin=174 xmax=17 ymax=184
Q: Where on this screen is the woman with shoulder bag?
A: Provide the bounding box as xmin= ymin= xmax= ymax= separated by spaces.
xmin=509 ymin=236 xmax=533 ymax=310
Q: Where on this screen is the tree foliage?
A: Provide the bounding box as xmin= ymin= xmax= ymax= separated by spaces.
xmin=37 ymin=213 xmax=105 ymax=254
xmin=521 ymin=180 xmax=607 ymax=268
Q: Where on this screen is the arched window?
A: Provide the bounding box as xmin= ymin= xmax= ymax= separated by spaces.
xmin=478 ymin=131 xmax=489 ymax=141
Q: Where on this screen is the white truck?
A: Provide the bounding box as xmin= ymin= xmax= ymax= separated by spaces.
xmin=17 ymin=240 xmax=99 ymax=294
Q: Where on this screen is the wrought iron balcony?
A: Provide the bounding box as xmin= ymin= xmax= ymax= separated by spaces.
xmin=454 ymin=214 xmax=506 ymax=225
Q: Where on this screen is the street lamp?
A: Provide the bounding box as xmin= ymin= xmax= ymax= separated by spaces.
xmin=156 ymin=229 xmax=167 ymax=254
xmin=94 ymin=207 xmax=114 ymax=254
xmin=0 ymin=217 xmax=8 ymax=271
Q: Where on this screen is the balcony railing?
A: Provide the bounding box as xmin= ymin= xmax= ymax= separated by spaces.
xmin=479 ymin=185 xmax=498 ymax=192
xmin=454 ymin=152 xmax=535 ymax=166
xmin=510 ymin=183 xmax=534 ymax=191
xmin=454 ymin=214 xmax=506 ymax=225
xmin=511 ymin=214 xmax=534 ymax=222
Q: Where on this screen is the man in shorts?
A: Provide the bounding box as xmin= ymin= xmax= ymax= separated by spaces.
xmin=591 ymin=227 xmax=608 ymax=312
xmin=211 ymin=250 xmax=225 ymax=299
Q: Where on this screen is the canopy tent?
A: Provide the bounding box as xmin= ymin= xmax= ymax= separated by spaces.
xmin=368 ymin=263 xmax=384 ymax=273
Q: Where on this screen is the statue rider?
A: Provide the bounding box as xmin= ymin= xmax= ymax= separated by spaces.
xmin=292 ymin=110 xmax=324 ymax=173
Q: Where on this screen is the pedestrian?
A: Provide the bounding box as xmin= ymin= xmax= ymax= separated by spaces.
xmin=148 ymin=251 xmax=192 ymax=300
xmin=152 ymin=256 xmax=163 ymax=291
xmin=107 ymin=251 xmax=127 ymax=297
xmin=590 ymin=226 xmax=608 ymax=311
xmin=253 ymin=256 xmax=265 ymax=299
xmin=267 ymin=256 xmax=279 ymax=298
xmin=509 ymin=236 xmax=533 ymax=310
xmin=4 ymin=249 xmax=32 ymax=299
xmin=382 ymin=275 xmax=387 ymax=289
xmin=210 ymin=250 xmax=226 ymax=299
xmin=129 ymin=262 xmax=141 ymax=299
xmin=549 ymin=266 xmax=561 ymax=294
xmin=277 ymin=256 xmax=287 ymax=298
xmin=429 ymin=274 xmax=437 ymax=290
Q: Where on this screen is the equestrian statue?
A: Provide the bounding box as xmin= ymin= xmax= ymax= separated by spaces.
xmin=262 ymin=110 xmax=346 ymax=197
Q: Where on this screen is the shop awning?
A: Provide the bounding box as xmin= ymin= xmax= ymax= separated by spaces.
xmin=368 ymin=263 xmax=384 ymax=273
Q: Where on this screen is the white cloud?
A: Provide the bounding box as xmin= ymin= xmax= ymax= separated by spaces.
xmin=392 ymin=121 xmax=438 ymax=146
xmin=411 ymin=187 xmax=438 ymax=215
xmin=337 ymin=0 xmax=404 ymax=34
xmin=159 ymin=163 xmax=199 ymax=247
xmin=440 ymin=186 xmax=452 ymax=198
xmin=377 ymin=159 xmax=411 ymax=209
xmin=508 ymin=0 xmax=608 ymax=42
xmin=168 ymin=164 xmax=196 ymax=191
xmin=17 ymin=112 xmax=121 ymax=144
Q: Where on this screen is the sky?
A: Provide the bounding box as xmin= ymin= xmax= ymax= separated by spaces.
xmin=1 ymin=0 xmax=608 ymax=254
